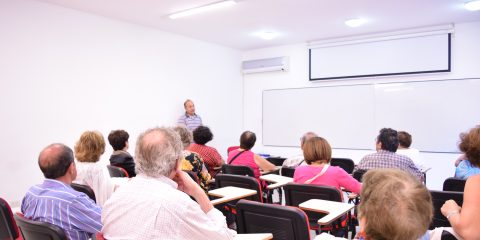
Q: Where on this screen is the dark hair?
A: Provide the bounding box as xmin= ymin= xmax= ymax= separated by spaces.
xmin=192 ymin=126 xmax=213 ymax=145
xmin=398 ymin=131 xmax=412 ymax=148
xmin=377 ymin=128 xmax=399 ymax=152
xmin=38 ymin=144 xmax=74 ymax=179
xmin=108 ymin=130 xmax=130 ymax=151
xmin=459 ymin=126 xmax=480 ymax=167
xmin=240 ymin=131 xmax=256 ymax=150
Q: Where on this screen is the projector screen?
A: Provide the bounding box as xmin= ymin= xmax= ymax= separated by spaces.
xmin=309 ymin=33 xmax=451 ymax=80
xmin=263 ymin=78 xmax=480 ymax=153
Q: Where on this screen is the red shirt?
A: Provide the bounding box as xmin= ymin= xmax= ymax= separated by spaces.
xmin=188 ymin=143 xmax=223 ymax=176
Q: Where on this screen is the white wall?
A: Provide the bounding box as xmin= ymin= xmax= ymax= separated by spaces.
xmin=242 ymin=21 xmax=480 ymax=190
xmin=0 ymin=0 xmax=243 ymax=205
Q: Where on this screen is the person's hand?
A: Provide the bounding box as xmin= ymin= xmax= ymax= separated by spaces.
xmin=441 ymin=199 xmax=461 ymax=217
xmin=173 ymin=170 xmax=203 ymax=197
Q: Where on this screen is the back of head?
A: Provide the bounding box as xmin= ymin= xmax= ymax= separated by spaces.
xmin=377 ymin=128 xmax=399 ymax=152
xmin=173 ymin=126 xmax=192 ymax=149
xmin=74 ymin=130 xmax=105 ymax=162
xmin=358 ymin=169 xmax=432 ymax=240
xmin=192 ymin=126 xmax=213 ymax=145
xmin=108 ymin=129 xmax=129 ymax=151
xmin=239 ymin=131 xmax=256 ymax=150
xmin=398 ymin=131 xmax=412 ymax=148
xmin=300 ymin=132 xmax=318 ymax=148
xmin=135 ymin=127 xmax=183 ymax=178
xmin=459 ymin=125 xmax=480 ymax=168
xmin=303 ymin=137 xmax=332 ymax=164
xmin=38 ymin=143 xmax=74 ymax=179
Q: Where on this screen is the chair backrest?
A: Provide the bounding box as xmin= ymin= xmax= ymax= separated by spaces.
xmin=284 ymin=183 xmax=342 ymax=229
xmin=442 ymin=177 xmax=466 ymax=192
xmin=352 ymin=169 xmax=368 ymax=182
xmin=107 ymin=165 xmax=129 ymax=178
xmin=429 ymin=190 xmax=464 ymax=229
xmin=236 ymin=200 xmax=310 ymax=240
xmin=281 ymin=166 xmax=296 ymax=178
xmin=14 ymin=213 xmax=68 ymax=240
xmin=221 ymin=164 xmax=255 ymax=177
xmin=214 ymin=174 xmax=262 ymax=202
xmin=0 ymin=198 xmax=19 ymax=240
xmin=71 ymin=183 xmax=96 ymax=203
xmin=330 ymin=158 xmax=355 ymax=174
xmin=266 ymin=157 xmax=287 ymax=166
xmin=441 ymin=230 xmax=458 ymax=240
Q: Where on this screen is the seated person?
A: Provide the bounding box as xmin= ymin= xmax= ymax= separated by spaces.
xmin=282 ymin=131 xmax=318 ymax=167
xmin=21 ymin=143 xmax=102 ymax=240
xmin=188 ymin=126 xmax=224 ymax=177
xmin=397 ymin=131 xmax=427 ymax=171
xmin=174 ymin=126 xmax=212 ymax=192
xmin=354 ymin=128 xmax=424 ymax=182
xmin=107 ymin=129 xmax=136 ymax=177
xmin=293 ymin=137 xmax=361 ymax=195
xmin=442 ymin=126 xmax=480 ymax=239
xmin=227 ymin=131 xmax=276 ymax=180
xmin=454 ymin=129 xmax=480 ymax=179
xmin=356 ymin=169 xmax=432 ymax=240
xmin=101 ymin=127 xmax=236 ymax=239
xmin=74 ymin=130 xmax=115 ymax=207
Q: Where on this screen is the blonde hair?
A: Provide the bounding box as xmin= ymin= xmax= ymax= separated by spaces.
xmin=302 ymin=137 xmax=332 ymax=165
xmin=74 ymin=131 xmax=105 ymax=162
xmin=358 ymin=169 xmax=433 ymax=240
xmin=173 ymin=126 xmax=192 ymax=149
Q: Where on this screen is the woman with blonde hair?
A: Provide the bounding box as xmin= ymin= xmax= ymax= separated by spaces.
xmin=73 ymin=130 xmax=115 ymax=207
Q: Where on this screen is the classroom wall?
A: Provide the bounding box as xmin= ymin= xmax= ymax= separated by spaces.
xmin=242 ymin=21 xmax=480 ymax=190
xmin=0 ymin=0 xmax=243 ymax=204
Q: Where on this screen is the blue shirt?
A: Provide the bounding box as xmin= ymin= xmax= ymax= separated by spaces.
xmin=455 ymin=160 xmax=480 ymax=180
xmin=177 ymin=113 xmax=202 ymax=131
xmin=21 ymin=179 xmax=102 ymax=240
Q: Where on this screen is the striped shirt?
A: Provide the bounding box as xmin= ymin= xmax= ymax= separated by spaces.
xmin=177 ymin=113 xmax=202 ymax=131
xmin=188 ymin=143 xmax=223 ymax=176
xmin=21 ymin=179 xmax=102 ymax=240
xmin=354 ymin=150 xmax=424 ymax=182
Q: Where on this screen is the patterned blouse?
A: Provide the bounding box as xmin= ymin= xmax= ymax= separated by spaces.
xmin=181 ymin=150 xmax=212 ymax=192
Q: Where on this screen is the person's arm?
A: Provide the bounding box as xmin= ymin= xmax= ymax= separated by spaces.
xmin=173 ymin=170 xmax=213 ymax=213
xmin=337 ymin=168 xmax=362 ymax=194
xmin=70 ymin=195 xmax=103 ymax=234
xmin=441 ymin=175 xmax=480 ymax=239
xmin=254 ymin=154 xmax=276 ymax=171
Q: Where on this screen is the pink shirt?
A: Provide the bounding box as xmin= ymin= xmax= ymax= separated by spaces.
xmin=293 ymin=165 xmax=362 ymax=194
xmin=227 ymin=149 xmax=261 ymax=179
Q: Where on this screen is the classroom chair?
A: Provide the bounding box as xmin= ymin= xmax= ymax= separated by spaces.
xmin=0 ymin=198 xmax=20 ymax=240
xmin=15 ymin=213 xmax=67 ymax=240
xmin=330 ymin=158 xmax=355 ymax=174
xmin=106 ymin=165 xmax=129 ymax=178
xmin=429 ymin=190 xmax=464 ymax=229
xmin=71 ymin=183 xmax=96 ymax=203
xmin=442 ymin=177 xmax=466 ymax=192
xmin=280 ymin=166 xmax=296 ymax=178
xmin=221 ymin=164 xmax=255 ymax=177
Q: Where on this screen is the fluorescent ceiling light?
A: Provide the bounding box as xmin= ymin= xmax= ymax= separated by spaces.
xmin=464 ymin=0 xmax=480 ymax=11
xmin=345 ymin=18 xmax=367 ymax=27
xmin=257 ymin=31 xmax=279 ymax=40
xmin=169 ymin=0 xmax=237 ymax=19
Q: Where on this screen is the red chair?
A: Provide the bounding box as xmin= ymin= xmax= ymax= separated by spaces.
xmin=0 ymin=198 xmax=21 ymax=240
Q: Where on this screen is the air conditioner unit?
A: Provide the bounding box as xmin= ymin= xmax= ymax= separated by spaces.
xmin=242 ymin=56 xmax=289 ymax=74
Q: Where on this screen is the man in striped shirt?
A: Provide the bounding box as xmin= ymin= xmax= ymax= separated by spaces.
xmin=21 ymin=143 xmax=102 ymax=240
xmin=177 ymin=99 xmax=202 ymax=131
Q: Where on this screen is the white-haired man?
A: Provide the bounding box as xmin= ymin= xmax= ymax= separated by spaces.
xmin=282 ymin=132 xmax=318 ymax=167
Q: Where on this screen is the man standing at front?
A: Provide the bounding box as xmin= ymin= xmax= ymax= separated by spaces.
xmin=177 ymin=99 xmax=202 ymax=131
xmin=101 ymin=127 xmax=236 ymax=239
xmin=21 ymin=143 xmax=102 ymax=240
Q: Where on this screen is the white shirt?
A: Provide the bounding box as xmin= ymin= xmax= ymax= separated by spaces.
xmin=73 ymin=161 xmax=115 ymax=207
xmin=396 ymin=148 xmax=427 ymax=171
xmin=282 ymin=153 xmax=307 ymax=167
xmin=101 ymin=174 xmax=236 ymax=240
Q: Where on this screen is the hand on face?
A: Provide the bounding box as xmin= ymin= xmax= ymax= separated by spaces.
xmin=173 ymin=170 xmax=202 ymax=197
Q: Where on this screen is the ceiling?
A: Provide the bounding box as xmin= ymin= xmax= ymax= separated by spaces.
xmin=34 ymin=0 xmax=480 ymax=50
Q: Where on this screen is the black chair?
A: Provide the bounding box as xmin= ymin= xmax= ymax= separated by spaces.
xmin=214 ymin=174 xmax=263 ymax=203
xmin=441 ymin=230 xmax=458 ymax=240
xmin=443 ymin=177 xmax=466 ymax=192
xmin=352 ymin=169 xmax=367 ymax=182
xmin=221 ymin=164 xmax=255 ymax=177
xmin=266 ymin=157 xmax=287 ymax=166
xmin=0 ymin=198 xmax=20 ymax=240
xmin=107 ymin=165 xmax=128 ymax=178
xmin=281 ymin=166 xmax=296 ymax=178
xmin=284 ymin=183 xmax=347 ymax=236
xmin=14 ymin=213 xmax=68 ymax=240
xmin=236 ymin=200 xmax=310 ymax=240
xmin=71 ymin=183 xmax=96 ymax=203
xmin=429 ymin=190 xmax=464 ymax=229
xmin=330 ymin=158 xmax=355 ymax=174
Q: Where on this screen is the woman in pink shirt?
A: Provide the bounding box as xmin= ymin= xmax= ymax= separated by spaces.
xmin=293 ymin=137 xmax=361 ymax=194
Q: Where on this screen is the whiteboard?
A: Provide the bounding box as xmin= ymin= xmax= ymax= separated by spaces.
xmin=262 ymin=79 xmax=480 ymax=152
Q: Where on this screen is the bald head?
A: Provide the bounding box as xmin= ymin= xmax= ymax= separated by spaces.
xmin=135 ymin=127 xmax=183 ymax=178
xmin=300 ymin=132 xmax=318 ymax=148
xmin=38 ymin=143 xmax=74 ymax=179
xmin=240 ymin=131 xmax=256 ymax=150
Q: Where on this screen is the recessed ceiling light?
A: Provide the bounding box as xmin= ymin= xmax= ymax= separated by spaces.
xmin=169 ymin=0 xmax=237 ymax=19
xmin=257 ymin=31 xmax=279 ymax=40
xmin=345 ymin=18 xmax=367 ymax=27
xmin=465 ymin=0 xmax=480 ymax=11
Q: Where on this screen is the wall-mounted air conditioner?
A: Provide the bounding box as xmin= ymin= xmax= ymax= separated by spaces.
xmin=242 ymin=56 xmax=289 ymax=74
